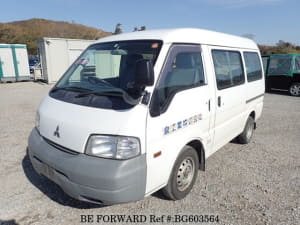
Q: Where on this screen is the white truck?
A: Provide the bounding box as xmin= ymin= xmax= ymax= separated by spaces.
xmin=28 ymin=28 xmax=265 ymax=205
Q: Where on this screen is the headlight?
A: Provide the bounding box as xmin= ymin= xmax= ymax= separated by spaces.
xmin=35 ymin=111 xmax=40 ymax=131
xmin=85 ymin=135 xmax=140 ymax=159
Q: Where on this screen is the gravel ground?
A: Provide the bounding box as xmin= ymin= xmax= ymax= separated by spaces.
xmin=0 ymin=82 xmax=299 ymax=225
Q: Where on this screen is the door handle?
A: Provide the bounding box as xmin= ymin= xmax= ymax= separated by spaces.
xmin=218 ymin=96 xmax=221 ymax=107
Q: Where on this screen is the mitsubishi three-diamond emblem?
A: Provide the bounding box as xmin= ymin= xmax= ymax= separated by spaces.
xmin=53 ymin=125 xmax=60 ymax=138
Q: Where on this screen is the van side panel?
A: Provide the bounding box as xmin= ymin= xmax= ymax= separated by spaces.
xmin=145 ymin=44 xmax=264 ymax=195
xmin=145 ymin=44 xmax=212 ymax=195
xmin=243 ymin=50 xmax=265 ymax=122
xmin=208 ymin=46 xmax=248 ymax=152
xmin=145 ymin=87 xmax=211 ymax=195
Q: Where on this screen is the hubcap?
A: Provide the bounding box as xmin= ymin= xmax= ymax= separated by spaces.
xmin=290 ymin=84 xmax=300 ymax=96
xmin=176 ymin=157 xmax=195 ymax=191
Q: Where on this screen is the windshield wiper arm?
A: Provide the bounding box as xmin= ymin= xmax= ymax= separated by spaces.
xmin=75 ymin=90 xmax=123 ymax=98
xmin=51 ymin=86 xmax=91 ymax=93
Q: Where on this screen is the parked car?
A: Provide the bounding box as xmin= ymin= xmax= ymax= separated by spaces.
xmin=262 ymin=54 xmax=300 ymax=96
xmin=28 ymin=56 xmax=39 ymax=74
xmin=28 ymin=28 xmax=264 ymax=205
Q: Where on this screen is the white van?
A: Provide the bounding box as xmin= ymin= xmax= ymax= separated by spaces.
xmin=28 ymin=28 xmax=264 ymax=205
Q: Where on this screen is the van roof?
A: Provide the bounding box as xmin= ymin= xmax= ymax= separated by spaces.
xmin=95 ymin=28 xmax=258 ymax=50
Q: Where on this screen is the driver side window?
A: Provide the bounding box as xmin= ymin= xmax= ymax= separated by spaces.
xmin=151 ymin=45 xmax=205 ymax=116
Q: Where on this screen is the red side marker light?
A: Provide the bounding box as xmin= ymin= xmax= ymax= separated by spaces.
xmin=154 ymin=151 xmax=162 ymax=158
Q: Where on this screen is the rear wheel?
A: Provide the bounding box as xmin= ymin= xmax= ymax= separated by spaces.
xmin=162 ymin=146 xmax=199 ymax=200
xmin=238 ymin=116 xmax=255 ymax=144
xmin=289 ymin=83 xmax=300 ymax=96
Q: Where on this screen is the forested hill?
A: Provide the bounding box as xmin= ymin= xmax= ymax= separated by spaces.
xmin=1 ymin=18 xmax=299 ymax=56
xmin=259 ymin=41 xmax=300 ymax=55
xmin=0 ymin=18 xmax=111 ymax=55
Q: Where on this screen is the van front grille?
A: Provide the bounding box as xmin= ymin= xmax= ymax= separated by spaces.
xmin=43 ymin=137 xmax=79 ymax=155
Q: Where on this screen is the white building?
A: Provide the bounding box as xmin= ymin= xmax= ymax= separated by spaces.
xmin=37 ymin=38 xmax=95 ymax=83
xmin=0 ymin=44 xmax=30 ymax=82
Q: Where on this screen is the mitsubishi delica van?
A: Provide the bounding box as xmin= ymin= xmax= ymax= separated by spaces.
xmin=28 ymin=28 xmax=265 ymax=205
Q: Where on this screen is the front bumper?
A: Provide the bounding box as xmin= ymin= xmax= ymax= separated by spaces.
xmin=28 ymin=128 xmax=147 ymax=205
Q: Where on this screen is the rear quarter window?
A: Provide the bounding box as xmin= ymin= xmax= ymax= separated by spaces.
xmin=244 ymin=52 xmax=263 ymax=82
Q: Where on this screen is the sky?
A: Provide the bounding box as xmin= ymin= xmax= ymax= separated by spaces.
xmin=0 ymin=0 xmax=299 ymax=45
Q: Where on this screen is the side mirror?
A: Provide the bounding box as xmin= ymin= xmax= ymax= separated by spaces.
xmin=135 ymin=59 xmax=154 ymax=87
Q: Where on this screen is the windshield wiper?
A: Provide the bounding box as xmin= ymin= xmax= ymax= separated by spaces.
xmin=75 ymin=90 xmax=122 ymax=98
xmin=51 ymin=86 xmax=91 ymax=93
xmin=75 ymin=89 xmax=140 ymax=105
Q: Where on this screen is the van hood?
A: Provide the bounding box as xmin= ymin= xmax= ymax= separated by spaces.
xmin=38 ymin=95 xmax=147 ymax=153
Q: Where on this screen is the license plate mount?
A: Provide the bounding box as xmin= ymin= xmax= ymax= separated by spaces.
xmin=42 ymin=163 xmax=55 ymax=181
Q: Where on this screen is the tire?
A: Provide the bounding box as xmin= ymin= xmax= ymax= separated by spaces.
xmin=162 ymin=146 xmax=199 ymax=200
xmin=238 ymin=116 xmax=255 ymax=144
xmin=289 ymin=83 xmax=300 ymax=96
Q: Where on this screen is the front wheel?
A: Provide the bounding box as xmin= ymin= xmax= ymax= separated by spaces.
xmin=289 ymin=83 xmax=300 ymax=96
xmin=162 ymin=146 xmax=199 ymax=200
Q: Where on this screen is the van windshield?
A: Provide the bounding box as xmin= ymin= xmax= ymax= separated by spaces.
xmin=50 ymin=40 xmax=162 ymax=109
